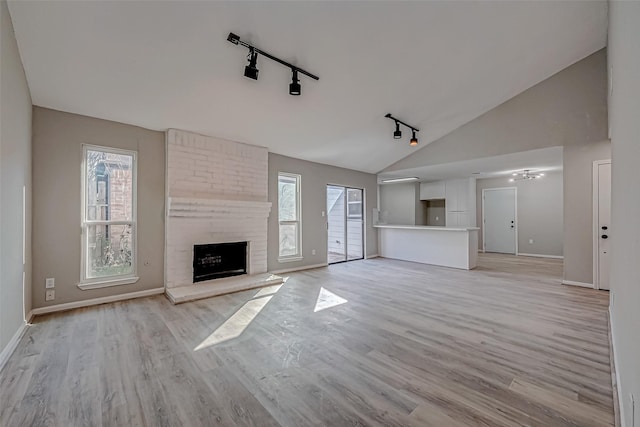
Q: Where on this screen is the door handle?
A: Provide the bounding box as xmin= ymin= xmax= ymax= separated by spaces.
xmin=601 ymin=235 xmax=608 ymax=239
xmin=602 ymin=226 xmax=608 ymax=230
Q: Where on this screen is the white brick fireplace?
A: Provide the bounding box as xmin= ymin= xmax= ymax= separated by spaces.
xmin=165 ymin=129 xmax=281 ymax=303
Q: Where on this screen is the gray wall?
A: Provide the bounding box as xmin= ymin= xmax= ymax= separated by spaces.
xmin=32 ymin=107 xmax=165 ymax=308
xmin=424 ymin=200 xmax=445 ymax=226
xmin=383 ymin=49 xmax=608 ymax=173
xmin=476 ymin=171 xmax=563 ymax=257
xmin=563 ymin=141 xmax=610 ymax=284
xmin=608 ymin=2 xmax=640 ymax=426
xmin=267 ymin=153 xmax=378 ymax=271
xmin=379 ymin=182 xmax=417 ymax=225
xmin=0 ymin=0 xmax=32 ymax=353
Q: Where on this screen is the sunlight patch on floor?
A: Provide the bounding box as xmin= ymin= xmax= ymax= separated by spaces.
xmin=194 ymin=295 xmax=273 ymax=350
xmin=254 ymin=283 xmax=283 ymax=298
xmin=314 ymin=287 xmax=348 ymax=312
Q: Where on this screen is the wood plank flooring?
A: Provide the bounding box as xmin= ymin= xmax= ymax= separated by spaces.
xmin=0 ymin=254 xmax=614 ymax=426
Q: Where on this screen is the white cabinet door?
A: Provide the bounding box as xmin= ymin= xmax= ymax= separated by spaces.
xmin=445 ymin=180 xmax=459 ymax=212
xmin=457 ymin=179 xmax=469 ymax=211
xmin=420 ymin=182 xmax=446 ymax=200
xmin=457 ymin=212 xmax=470 ymax=227
xmin=446 ymin=211 xmax=458 ymax=227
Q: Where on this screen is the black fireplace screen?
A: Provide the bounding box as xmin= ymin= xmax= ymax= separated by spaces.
xmin=193 ymin=241 xmax=247 ymax=283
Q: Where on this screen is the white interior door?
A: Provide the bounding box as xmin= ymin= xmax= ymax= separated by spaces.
xmin=594 ymin=161 xmax=611 ymax=290
xmin=483 ymin=188 xmax=517 ymax=254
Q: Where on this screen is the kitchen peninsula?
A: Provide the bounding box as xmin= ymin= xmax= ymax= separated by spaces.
xmin=375 ymin=224 xmax=480 ymax=270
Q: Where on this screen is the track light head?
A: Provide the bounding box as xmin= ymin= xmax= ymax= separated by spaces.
xmin=244 ymin=49 xmax=259 ymax=80
xmin=410 ymin=130 xmax=418 ymax=146
xmin=289 ymin=69 xmax=301 ymax=96
xmin=393 ymin=122 xmax=402 ymax=139
xmin=227 ymin=32 xmax=240 ymax=45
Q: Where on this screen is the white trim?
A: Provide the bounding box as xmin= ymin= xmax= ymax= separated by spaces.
xmin=593 ymin=159 xmax=612 ymax=291
xmin=31 ymin=287 xmax=164 ymax=316
xmin=366 ymin=254 xmax=379 ymax=259
xmin=517 ymin=253 xmax=564 ymax=259
xmin=561 ymin=280 xmax=594 ymax=288
xmin=164 ymin=131 xmax=169 ymax=292
xmin=81 ymin=144 xmax=138 ymax=285
xmin=0 ymin=320 xmax=31 ymax=372
xmin=269 ymin=263 xmax=328 ymax=275
xmin=77 ymin=276 xmax=140 ymax=290
xmin=609 ymin=308 xmax=626 ymax=427
xmin=482 ymin=187 xmax=518 ymax=255
xmin=277 ymin=256 xmax=304 ymax=264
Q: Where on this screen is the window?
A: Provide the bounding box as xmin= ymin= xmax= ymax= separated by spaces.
xmin=80 ymin=145 xmax=138 ymax=289
xmin=347 ymin=188 xmax=363 ymax=219
xmin=278 ymin=172 xmax=302 ymax=261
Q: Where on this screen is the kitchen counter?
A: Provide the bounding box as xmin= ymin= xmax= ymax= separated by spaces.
xmin=375 ymin=224 xmax=479 ymax=269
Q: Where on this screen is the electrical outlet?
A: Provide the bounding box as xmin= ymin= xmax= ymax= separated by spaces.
xmin=45 ymin=278 xmax=55 ymax=288
xmin=321 ymin=211 xmax=325 ymax=217
xmin=45 ymin=290 xmax=55 ymax=301
xmin=529 ymin=239 xmax=534 ymax=244
xmin=312 ymin=249 xmax=316 ymax=255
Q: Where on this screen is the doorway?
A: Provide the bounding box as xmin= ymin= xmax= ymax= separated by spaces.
xmin=482 ymin=187 xmax=517 ymax=254
xmin=593 ymin=160 xmax=611 ymax=290
xmin=327 ymin=185 xmax=364 ymax=264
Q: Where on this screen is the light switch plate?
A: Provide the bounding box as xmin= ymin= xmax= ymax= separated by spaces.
xmin=45 ymin=278 xmax=55 ymax=288
xmin=45 ymin=290 xmax=55 ymax=301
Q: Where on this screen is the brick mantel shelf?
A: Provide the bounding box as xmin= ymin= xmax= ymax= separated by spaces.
xmin=168 ymin=197 xmax=272 ymax=219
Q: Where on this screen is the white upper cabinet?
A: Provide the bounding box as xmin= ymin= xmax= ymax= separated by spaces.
xmin=419 ymin=181 xmax=446 ymax=200
xmin=444 ymin=178 xmax=476 ymax=227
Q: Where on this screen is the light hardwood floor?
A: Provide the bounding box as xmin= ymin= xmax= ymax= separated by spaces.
xmin=0 ymin=254 xmax=614 ymax=426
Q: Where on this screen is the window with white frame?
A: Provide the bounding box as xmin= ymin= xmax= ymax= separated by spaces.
xmin=81 ymin=145 xmax=137 ymax=288
xmin=347 ymin=188 xmax=363 ymax=219
xmin=278 ymin=172 xmax=302 ymax=260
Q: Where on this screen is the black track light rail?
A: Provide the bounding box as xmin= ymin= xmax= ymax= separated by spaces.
xmin=384 ymin=113 xmax=419 ymax=132
xmin=227 ymin=33 xmax=319 ymax=81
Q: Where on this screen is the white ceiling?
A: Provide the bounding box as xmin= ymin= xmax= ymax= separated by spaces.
xmin=8 ymin=1 xmax=606 ymax=173
xmin=377 ymin=146 xmax=563 ymax=183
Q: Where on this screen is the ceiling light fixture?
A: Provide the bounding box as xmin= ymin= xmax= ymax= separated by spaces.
xmin=244 ymin=48 xmax=259 ymax=80
xmin=385 ymin=114 xmax=420 ymax=146
xmin=410 ymin=130 xmax=418 ymax=146
xmin=289 ymin=69 xmax=301 ymax=96
xmin=227 ymin=32 xmax=319 ymax=95
xmin=393 ymin=122 xmax=402 ymax=139
xmin=509 ymin=169 xmax=545 ymax=182
xmin=381 ymin=177 xmax=419 ymax=183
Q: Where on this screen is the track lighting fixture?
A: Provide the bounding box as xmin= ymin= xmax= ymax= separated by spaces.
xmin=410 ymin=130 xmax=418 ymax=146
xmin=385 ymin=114 xmax=420 ymax=146
xmin=393 ymin=122 xmax=402 ymax=139
xmin=227 ymin=32 xmax=319 ymax=96
xmin=244 ymin=48 xmax=259 ymax=80
xmin=289 ymin=69 xmax=301 ymax=96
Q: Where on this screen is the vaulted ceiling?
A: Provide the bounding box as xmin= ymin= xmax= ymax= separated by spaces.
xmin=8 ymin=1 xmax=607 ymax=173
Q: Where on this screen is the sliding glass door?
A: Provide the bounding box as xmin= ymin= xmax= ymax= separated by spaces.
xmin=327 ymin=185 xmax=364 ymax=264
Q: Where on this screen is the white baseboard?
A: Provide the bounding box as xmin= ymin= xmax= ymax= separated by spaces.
xmin=366 ymin=254 xmax=379 ymax=259
xmin=0 ymin=320 xmax=31 ymax=372
xmin=269 ymin=263 xmax=328 ymax=275
xmin=609 ymin=308 xmax=625 ymax=427
xmin=31 ymin=287 xmax=165 ymax=316
xmin=517 ymin=252 xmax=564 ymax=259
xmin=561 ymin=279 xmax=594 ymax=288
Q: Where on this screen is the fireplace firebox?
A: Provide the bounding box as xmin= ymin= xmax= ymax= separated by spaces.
xmin=193 ymin=241 xmax=247 ymax=283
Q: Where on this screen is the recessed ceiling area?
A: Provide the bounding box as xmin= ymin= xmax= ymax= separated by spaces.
xmin=7 ymin=1 xmax=606 ymax=173
xmin=377 ymin=146 xmax=563 ymax=183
